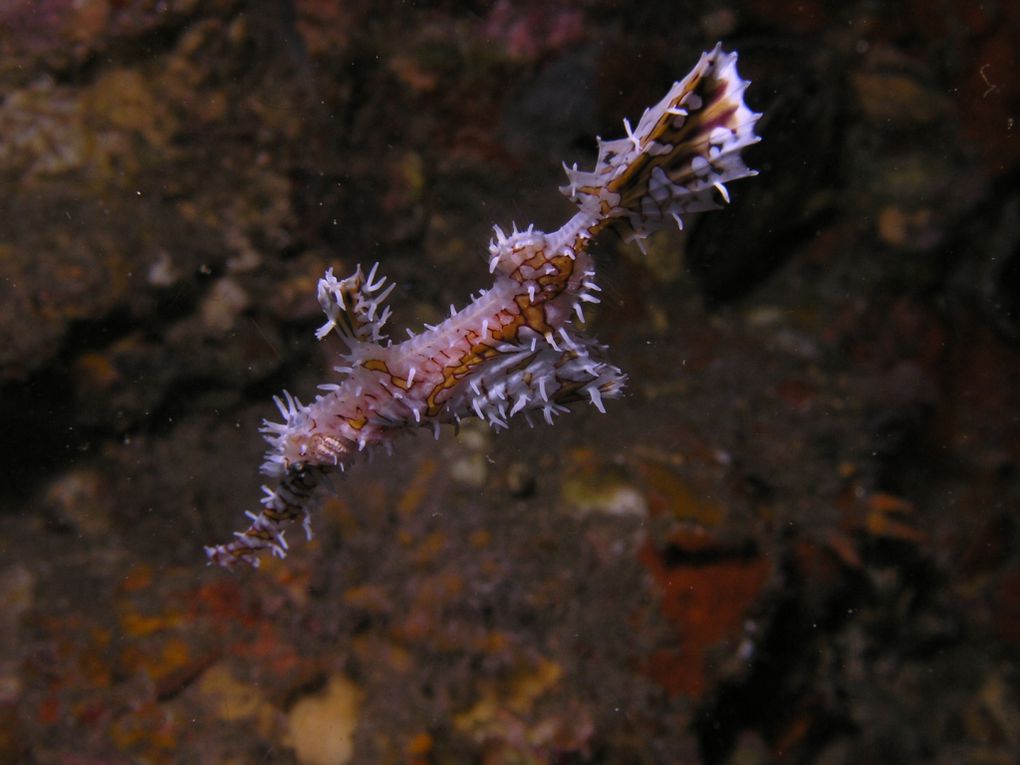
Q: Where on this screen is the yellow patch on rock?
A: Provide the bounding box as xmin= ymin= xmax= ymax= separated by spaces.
xmin=197 ymin=663 xmax=274 ymax=732
xmin=286 ymin=675 xmax=363 ymax=765
xmin=454 ymin=658 xmax=563 ymax=737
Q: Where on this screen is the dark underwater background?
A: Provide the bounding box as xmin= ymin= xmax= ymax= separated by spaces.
xmin=1 ymin=1 xmax=1018 ymax=763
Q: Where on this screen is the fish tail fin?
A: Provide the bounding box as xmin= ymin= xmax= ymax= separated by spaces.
xmin=560 ymin=45 xmax=761 ymax=250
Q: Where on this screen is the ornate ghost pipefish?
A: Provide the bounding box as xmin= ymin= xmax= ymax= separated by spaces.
xmin=206 ymin=45 xmax=762 ymax=568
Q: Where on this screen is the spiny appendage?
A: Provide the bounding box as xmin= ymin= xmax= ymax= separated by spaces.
xmin=316 ymin=262 xmax=395 ymax=344
xmin=486 ymin=221 xmax=549 ymax=277
xmin=205 ymin=465 xmax=325 ymax=569
xmin=533 ymin=325 xmax=627 ymax=419
xmin=443 ymin=315 xmax=626 ymax=431
xmin=258 ymin=389 xmax=320 ymax=475
xmin=560 ymin=44 xmax=761 ymax=250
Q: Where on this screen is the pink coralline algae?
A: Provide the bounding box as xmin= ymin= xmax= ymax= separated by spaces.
xmin=206 ymin=46 xmax=762 ymax=568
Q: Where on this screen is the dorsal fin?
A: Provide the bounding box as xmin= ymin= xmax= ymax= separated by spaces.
xmin=315 ymin=262 xmax=395 ymax=345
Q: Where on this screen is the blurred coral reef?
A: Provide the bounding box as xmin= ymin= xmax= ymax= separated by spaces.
xmin=1 ymin=1 xmax=1019 ymax=763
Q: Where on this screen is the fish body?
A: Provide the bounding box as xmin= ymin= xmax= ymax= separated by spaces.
xmin=206 ymin=45 xmax=761 ymax=568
